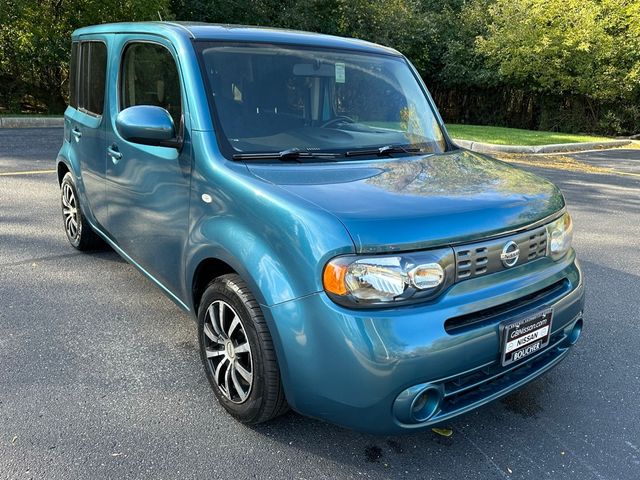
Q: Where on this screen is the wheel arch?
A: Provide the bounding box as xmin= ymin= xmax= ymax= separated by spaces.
xmin=185 ymin=217 xmax=308 ymax=315
xmin=56 ymin=158 xmax=72 ymax=186
xmin=191 ymin=257 xmax=237 ymax=315
xmin=187 ymin=241 xmax=288 ymax=315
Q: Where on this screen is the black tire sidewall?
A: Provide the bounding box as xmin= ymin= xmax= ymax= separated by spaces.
xmin=198 ymin=277 xmax=269 ymax=423
xmin=61 ymin=173 xmax=84 ymax=248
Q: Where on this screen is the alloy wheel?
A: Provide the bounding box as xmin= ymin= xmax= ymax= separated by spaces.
xmin=62 ymin=183 xmax=80 ymax=240
xmin=203 ymin=300 xmax=253 ymax=403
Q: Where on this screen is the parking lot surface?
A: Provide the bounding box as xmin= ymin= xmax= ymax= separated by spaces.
xmin=1 ymin=128 xmax=639 ymax=479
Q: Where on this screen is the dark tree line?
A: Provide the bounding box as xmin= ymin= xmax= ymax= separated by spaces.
xmin=2 ymin=0 xmax=639 ymax=134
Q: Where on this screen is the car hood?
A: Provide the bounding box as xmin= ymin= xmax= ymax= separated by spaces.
xmin=246 ymin=150 xmax=565 ymax=253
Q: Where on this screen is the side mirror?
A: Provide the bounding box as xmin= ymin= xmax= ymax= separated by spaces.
xmin=116 ymin=105 xmax=180 ymax=148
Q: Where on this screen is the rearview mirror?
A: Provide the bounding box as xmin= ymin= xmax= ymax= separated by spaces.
xmin=116 ymin=105 xmax=179 ymax=148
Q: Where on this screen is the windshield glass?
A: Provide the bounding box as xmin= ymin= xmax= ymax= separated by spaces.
xmin=197 ymin=43 xmax=447 ymax=158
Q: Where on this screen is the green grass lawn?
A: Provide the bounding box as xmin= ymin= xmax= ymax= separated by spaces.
xmin=446 ymin=124 xmax=613 ymax=146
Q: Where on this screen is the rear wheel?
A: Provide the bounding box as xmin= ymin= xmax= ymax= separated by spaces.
xmin=60 ymin=172 xmax=102 ymax=251
xmin=198 ymin=274 xmax=288 ymax=424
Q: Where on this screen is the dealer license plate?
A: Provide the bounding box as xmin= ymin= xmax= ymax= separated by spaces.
xmin=501 ymin=308 xmax=553 ymax=367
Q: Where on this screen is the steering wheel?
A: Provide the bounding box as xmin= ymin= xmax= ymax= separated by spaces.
xmin=320 ymin=116 xmax=355 ymax=128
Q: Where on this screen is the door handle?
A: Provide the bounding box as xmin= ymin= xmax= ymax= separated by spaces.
xmin=71 ymin=127 xmax=82 ymax=142
xmin=107 ymin=145 xmax=122 ymax=164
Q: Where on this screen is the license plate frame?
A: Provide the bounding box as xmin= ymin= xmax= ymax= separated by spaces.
xmin=500 ymin=308 xmax=553 ymax=367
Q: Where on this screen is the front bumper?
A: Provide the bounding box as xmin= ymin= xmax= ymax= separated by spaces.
xmin=263 ymin=251 xmax=584 ymax=434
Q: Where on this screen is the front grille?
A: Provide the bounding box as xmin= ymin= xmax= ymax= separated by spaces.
xmin=527 ymin=229 xmax=548 ymax=260
xmin=444 ymin=278 xmax=570 ymax=334
xmin=454 ymin=225 xmax=548 ymax=281
xmin=456 ymin=246 xmax=488 ymax=278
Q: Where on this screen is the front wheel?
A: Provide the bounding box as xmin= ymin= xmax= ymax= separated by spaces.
xmin=198 ymin=274 xmax=288 ymax=424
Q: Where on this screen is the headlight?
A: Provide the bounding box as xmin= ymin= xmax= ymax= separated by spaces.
xmin=546 ymin=212 xmax=573 ymax=260
xmin=323 ymin=248 xmax=454 ymax=307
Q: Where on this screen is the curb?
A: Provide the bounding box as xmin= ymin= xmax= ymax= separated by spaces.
xmin=0 ymin=116 xmax=64 ymax=128
xmin=453 ymin=138 xmax=632 ymax=154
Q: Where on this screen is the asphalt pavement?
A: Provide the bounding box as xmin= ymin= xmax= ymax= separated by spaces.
xmin=1 ymin=128 xmax=639 ymax=480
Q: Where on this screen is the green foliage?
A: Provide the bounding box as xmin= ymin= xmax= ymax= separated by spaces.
xmin=0 ymin=0 xmax=170 ymax=113
xmin=476 ymin=0 xmax=640 ymax=100
xmin=469 ymin=0 xmax=640 ymax=133
xmin=1 ymin=0 xmax=639 ymax=134
xmin=428 ymin=0 xmax=497 ymax=88
xmin=171 ymin=0 xmax=432 ymax=71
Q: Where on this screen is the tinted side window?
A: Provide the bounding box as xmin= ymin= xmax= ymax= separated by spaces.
xmin=69 ymin=42 xmax=78 ymax=108
xmin=121 ymin=43 xmax=182 ymax=128
xmin=78 ymin=42 xmax=107 ymax=115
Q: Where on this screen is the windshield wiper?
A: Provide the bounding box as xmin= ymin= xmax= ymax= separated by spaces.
xmin=232 ymin=148 xmax=340 ymax=162
xmin=345 ymin=145 xmax=423 ymax=157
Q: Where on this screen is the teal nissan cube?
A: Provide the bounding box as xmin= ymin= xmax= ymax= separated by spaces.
xmin=57 ymin=22 xmax=584 ymax=434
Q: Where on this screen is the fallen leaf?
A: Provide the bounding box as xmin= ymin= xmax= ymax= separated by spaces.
xmin=431 ymin=427 xmax=453 ymax=437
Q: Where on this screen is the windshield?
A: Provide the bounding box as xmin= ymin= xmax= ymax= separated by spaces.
xmin=197 ymin=42 xmax=448 ymax=159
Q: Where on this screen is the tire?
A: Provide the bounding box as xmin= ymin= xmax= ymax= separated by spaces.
xmin=198 ymin=274 xmax=288 ymax=424
xmin=60 ymin=172 xmax=102 ymax=251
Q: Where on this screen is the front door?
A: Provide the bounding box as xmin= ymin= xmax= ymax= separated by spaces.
xmin=105 ymin=36 xmax=191 ymax=301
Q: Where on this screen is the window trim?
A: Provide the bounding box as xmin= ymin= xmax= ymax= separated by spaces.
xmin=69 ymin=41 xmax=79 ymax=109
xmin=117 ymin=39 xmax=184 ymax=138
xmin=75 ymin=39 xmax=108 ymax=118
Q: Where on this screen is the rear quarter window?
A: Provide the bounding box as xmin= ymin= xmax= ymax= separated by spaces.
xmin=77 ymin=41 xmax=107 ymax=116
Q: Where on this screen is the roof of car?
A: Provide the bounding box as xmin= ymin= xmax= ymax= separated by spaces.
xmin=72 ymin=22 xmax=401 ymax=56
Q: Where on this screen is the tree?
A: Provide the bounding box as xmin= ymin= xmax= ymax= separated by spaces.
xmin=475 ymin=0 xmax=640 ymax=101
xmin=172 ymin=0 xmax=432 ymax=72
xmin=1 ymin=0 xmax=639 ymax=133
xmin=0 ymin=0 xmax=170 ymax=113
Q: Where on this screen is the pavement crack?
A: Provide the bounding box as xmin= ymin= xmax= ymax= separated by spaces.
xmin=453 ymin=427 xmax=511 ymax=479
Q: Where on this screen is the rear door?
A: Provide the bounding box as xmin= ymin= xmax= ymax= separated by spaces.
xmin=67 ymin=37 xmax=109 ymax=226
xmin=105 ymin=36 xmax=191 ymax=299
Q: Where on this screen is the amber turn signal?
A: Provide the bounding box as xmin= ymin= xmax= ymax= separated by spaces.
xmin=323 ymin=261 xmax=348 ymax=295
